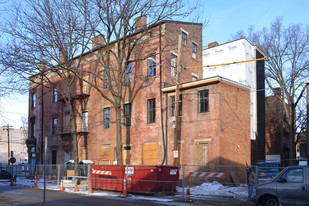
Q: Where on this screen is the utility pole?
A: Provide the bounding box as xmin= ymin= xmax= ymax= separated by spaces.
xmin=173 ymin=35 xmax=182 ymax=166
xmin=3 ymin=124 xmax=13 ymax=165
xmin=40 ymin=64 xmax=45 ymax=164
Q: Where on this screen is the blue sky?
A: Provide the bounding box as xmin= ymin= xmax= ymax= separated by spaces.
xmin=1 ymin=0 xmax=308 ymax=128
xmin=197 ymin=0 xmax=309 ymax=47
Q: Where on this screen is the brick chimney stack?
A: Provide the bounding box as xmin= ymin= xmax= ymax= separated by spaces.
xmin=92 ymin=34 xmax=105 ymax=49
xmin=59 ymin=51 xmax=68 ymax=63
xmin=134 ymin=15 xmax=147 ymax=31
xmin=39 ymin=61 xmax=47 ymax=71
xmin=208 ymin=42 xmax=218 ymax=48
xmin=273 ymin=88 xmax=281 ymax=97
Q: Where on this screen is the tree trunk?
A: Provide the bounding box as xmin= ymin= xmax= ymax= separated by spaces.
xmin=115 ymin=104 xmax=123 ymax=165
xmin=288 ymin=106 xmax=296 ymax=166
xmin=72 ymin=114 xmax=79 ymax=176
xmin=68 ymin=97 xmax=79 ymax=176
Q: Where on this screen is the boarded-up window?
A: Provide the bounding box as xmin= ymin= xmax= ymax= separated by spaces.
xmin=100 ymin=145 xmax=114 ymax=162
xmin=82 ymin=147 xmax=87 ymax=160
xmin=142 ymin=143 xmax=158 ymax=165
xmin=197 ymin=143 xmax=208 ymax=165
xmin=123 ymin=145 xmax=131 ymax=165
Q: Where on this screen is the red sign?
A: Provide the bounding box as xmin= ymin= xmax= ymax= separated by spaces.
xmin=9 ymin=157 xmax=16 ymax=164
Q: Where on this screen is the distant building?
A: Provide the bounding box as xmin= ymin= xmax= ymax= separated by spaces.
xmin=265 ymin=89 xmax=289 ymax=163
xmin=0 ymin=126 xmax=28 ymax=164
xmin=203 ymin=39 xmax=265 ymax=164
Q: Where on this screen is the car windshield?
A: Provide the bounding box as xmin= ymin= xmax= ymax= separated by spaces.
xmin=273 ymin=167 xmax=288 ymax=179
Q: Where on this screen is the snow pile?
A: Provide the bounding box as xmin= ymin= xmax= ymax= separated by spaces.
xmin=188 ymin=181 xmax=247 ymax=199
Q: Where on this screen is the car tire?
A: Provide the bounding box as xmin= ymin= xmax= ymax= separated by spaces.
xmin=262 ymin=196 xmax=278 ymax=206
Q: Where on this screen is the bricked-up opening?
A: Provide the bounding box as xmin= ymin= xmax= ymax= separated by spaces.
xmin=92 ymin=34 xmax=105 ymax=49
xmin=134 ymin=15 xmax=147 ymax=31
xmin=208 ymin=41 xmax=218 ymax=48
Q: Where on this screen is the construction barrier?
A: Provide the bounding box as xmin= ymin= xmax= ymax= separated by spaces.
xmin=34 ymin=172 xmax=37 ymax=188
xmin=123 ymin=175 xmax=127 ymax=197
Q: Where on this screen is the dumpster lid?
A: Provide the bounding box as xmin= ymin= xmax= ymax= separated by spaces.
xmin=67 ymin=160 xmax=74 ymax=164
xmin=79 ymin=160 xmax=94 ymax=164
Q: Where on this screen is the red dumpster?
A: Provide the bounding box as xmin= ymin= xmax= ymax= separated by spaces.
xmin=89 ymin=165 xmax=124 ymax=192
xmin=89 ymin=165 xmax=179 ymax=194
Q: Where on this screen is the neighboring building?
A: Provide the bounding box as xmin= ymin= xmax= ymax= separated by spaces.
xmin=202 ymin=39 xmax=265 ymax=164
xmin=0 ymin=126 xmax=28 ymax=164
xmin=162 ymin=76 xmax=250 ymax=167
xmin=28 ymin=17 xmax=251 ymax=171
xmin=265 ymin=89 xmax=289 ymax=164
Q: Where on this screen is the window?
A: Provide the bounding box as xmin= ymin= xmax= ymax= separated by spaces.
xmin=170 ymin=95 xmax=182 ymax=117
xmin=103 ymin=107 xmax=110 ymax=129
xmin=52 ymin=118 xmax=58 ymax=135
xmin=147 ymin=99 xmax=155 ymax=123
xmin=103 ymin=75 xmax=109 ymax=89
xmin=192 ymin=43 xmax=197 ymax=59
xmin=198 ymin=90 xmax=209 ymax=113
xmin=171 ymin=54 xmax=177 ymax=78
xmin=30 ymin=121 xmax=35 ymax=138
xmin=32 ymin=93 xmax=36 ymax=108
xmin=64 ymin=151 xmax=70 ymax=164
xmin=124 ymin=103 xmax=131 ymax=126
xmin=181 ymin=32 xmax=187 ymax=45
xmin=82 ymin=111 xmax=88 ymax=132
xmin=280 ymin=168 xmax=304 ymax=183
xmin=148 ymin=55 xmax=156 ymax=77
xmin=52 ymin=150 xmax=57 ymax=165
xmin=53 ymin=88 xmax=58 ymax=103
xmin=126 ymin=62 xmax=132 ymax=83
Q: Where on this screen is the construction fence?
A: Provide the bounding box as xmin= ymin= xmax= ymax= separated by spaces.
xmin=0 ymin=163 xmax=294 ymax=200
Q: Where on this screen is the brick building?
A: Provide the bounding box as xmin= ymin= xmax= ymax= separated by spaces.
xmin=203 ymin=39 xmax=265 ymax=164
xmin=28 ymin=18 xmax=251 ymax=167
xmin=265 ymin=89 xmax=289 ymax=163
xmin=0 ymin=126 xmax=28 ymax=164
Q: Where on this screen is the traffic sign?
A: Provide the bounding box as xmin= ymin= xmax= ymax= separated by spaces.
xmin=9 ymin=157 xmax=16 ymax=164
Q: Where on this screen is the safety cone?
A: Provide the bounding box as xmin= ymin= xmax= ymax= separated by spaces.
xmin=54 ymin=175 xmax=57 ymax=181
xmin=49 ymin=175 xmax=51 ymax=181
xmin=74 ymin=181 xmax=78 ymax=192
xmin=34 ymin=172 xmax=37 ymax=188
xmin=88 ymin=183 xmax=92 ymax=194
xmin=123 ymin=176 xmax=127 ymax=197
xmin=10 ymin=177 xmax=14 ymax=186
xmin=185 ymin=179 xmax=191 ymax=202
xmin=60 ymin=180 xmax=64 ymax=191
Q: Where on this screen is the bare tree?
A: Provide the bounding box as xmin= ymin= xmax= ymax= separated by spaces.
xmin=71 ymin=0 xmax=198 ymax=165
xmin=233 ymin=17 xmax=309 ymax=163
xmin=2 ymin=0 xmax=91 ymax=174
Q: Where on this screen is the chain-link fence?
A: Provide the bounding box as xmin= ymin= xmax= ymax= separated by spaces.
xmin=0 ymin=161 xmax=305 ymax=201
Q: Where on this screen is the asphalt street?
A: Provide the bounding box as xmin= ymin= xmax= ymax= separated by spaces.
xmin=0 ymin=181 xmax=255 ymax=206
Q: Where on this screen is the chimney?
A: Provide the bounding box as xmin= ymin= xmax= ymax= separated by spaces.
xmin=59 ymin=51 xmax=68 ymax=63
xmin=92 ymin=34 xmax=105 ymax=49
xmin=273 ymin=88 xmax=281 ymax=97
xmin=39 ymin=61 xmax=47 ymax=71
xmin=134 ymin=15 xmax=147 ymax=31
xmin=208 ymin=42 xmax=218 ymax=48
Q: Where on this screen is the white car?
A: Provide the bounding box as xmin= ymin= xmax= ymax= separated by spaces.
xmin=18 ymin=158 xmax=28 ymax=165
